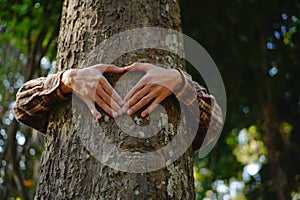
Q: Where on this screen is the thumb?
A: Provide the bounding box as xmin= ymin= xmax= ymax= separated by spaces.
xmin=103 ymin=65 xmax=125 ymax=73
xmin=124 ymin=62 xmax=147 ymax=72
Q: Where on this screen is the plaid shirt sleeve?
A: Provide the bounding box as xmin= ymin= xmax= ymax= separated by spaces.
xmin=174 ymin=69 xmax=223 ymax=153
xmin=14 ymin=71 xmax=70 ymax=133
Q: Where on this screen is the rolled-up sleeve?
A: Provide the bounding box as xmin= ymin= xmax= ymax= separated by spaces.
xmin=14 ymin=71 xmax=70 ymax=133
xmin=174 ymin=68 xmax=223 ymax=153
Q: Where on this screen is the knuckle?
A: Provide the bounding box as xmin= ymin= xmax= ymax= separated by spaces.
xmin=103 ymin=95 xmax=111 ymax=102
xmin=90 ymin=83 xmax=98 ymax=90
xmin=140 ymin=97 xmax=149 ymax=105
xmin=99 ymin=101 xmax=105 ymax=107
xmin=98 ymin=75 xmax=104 ymax=82
xmin=96 ymin=99 xmax=105 ymax=107
xmin=147 ymin=83 xmax=156 ymax=90
xmin=83 ymin=89 xmax=90 ymax=97
xmin=107 ymin=100 xmax=116 ymax=108
xmin=143 ymin=75 xmax=153 ymax=82
xmin=132 ymin=62 xmax=140 ymax=66
xmin=106 ymin=65 xmax=116 ymax=70
xmin=98 ymin=78 xmax=108 ymax=87
xmin=131 ymin=62 xmax=144 ymax=68
xmin=136 ymin=91 xmax=144 ymax=99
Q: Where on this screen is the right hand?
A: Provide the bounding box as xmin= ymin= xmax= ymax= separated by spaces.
xmin=121 ymin=63 xmax=183 ymax=117
xmin=61 ymin=64 xmax=125 ymax=119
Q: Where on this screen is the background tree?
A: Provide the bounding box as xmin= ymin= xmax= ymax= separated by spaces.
xmin=181 ymin=0 xmax=300 ymax=199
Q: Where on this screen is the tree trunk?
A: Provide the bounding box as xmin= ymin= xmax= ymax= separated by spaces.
xmin=35 ymin=0 xmax=195 ymax=199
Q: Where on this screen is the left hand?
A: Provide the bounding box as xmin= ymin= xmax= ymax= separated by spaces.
xmin=61 ymin=64 xmax=125 ymax=119
xmin=122 ymin=62 xmax=183 ymax=117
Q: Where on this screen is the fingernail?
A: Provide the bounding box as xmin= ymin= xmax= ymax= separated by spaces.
xmin=127 ymin=109 xmax=133 ymax=115
xmin=118 ymin=110 xmax=123 ymax=116
xmin=121 ymin=107 xmax=127 ymax=113
xmin=95 ymin=113 xmax=101 ymax=119
xmin=119 ymin=100 xmax=125 ymax=106
xmin=113 ymin=111 xmax=118 ymax=118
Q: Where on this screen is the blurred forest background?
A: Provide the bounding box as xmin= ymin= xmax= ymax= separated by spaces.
xmin=0 ymin=0 xmax=299 ymax=199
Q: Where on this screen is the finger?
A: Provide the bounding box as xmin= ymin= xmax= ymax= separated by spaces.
xmin=99 ymin=76 xmax=124 ymax=106
xmin=94 ymin=95 xmax=118 ymax=118
xmin=125 ymin=84 xmax=156 ymax=107
xmin=124 ymin=62 xmax=147 ymax=72
xmin=123 ymin=77 xmax=148 ymax=102
xmin=122 ymin=89 xmax=150 ymax=115
xmin=126 ymin=88 xmax=159 ymax=115
xmin=78 ymin=94 xmax=102 ymax=119
xmin=141 ymin=95 xmax=165 ymax=117
xmin=122 ymin=82 xmax=150 ymax=114
xmin=96 ymin=87 xmax=121 ymax=112
xmin=101 ymin=64 xmax=125 ymax=73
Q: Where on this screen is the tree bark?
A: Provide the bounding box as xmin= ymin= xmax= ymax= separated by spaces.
xmin=35 ymin=0 xmax=195 ymax=199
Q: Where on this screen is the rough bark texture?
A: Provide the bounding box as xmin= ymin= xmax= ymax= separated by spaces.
xmin=35 ymin=0 xmax=195 ymax=199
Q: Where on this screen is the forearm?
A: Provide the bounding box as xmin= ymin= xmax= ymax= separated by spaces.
xmin=60 ymin=69 xmax=74 ymax=95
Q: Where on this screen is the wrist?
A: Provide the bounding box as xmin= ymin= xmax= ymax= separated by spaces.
xmin=60 ymin=70 xmax=74 ymax=95
xmin=172 ymin=68 xmax=184 ymax=92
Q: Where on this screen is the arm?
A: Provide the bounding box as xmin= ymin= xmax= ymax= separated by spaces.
xmin=176 ymin=69 xmax=223 ymax=152
xmin=194 ymin=82 xmax=223 ymax=152
xmin=14 ymin=71 xmax=70 ymax=133
xmin=122 ymin=63 xmax=223 ymax=152
xmin=14 ymin=64 xmax=125 ymax=133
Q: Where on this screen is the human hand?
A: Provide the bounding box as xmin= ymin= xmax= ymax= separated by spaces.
xmin=121 ymin=62 xmax=183 ymax=117
xmin=61 ymin=64 xmax=125 ymax=119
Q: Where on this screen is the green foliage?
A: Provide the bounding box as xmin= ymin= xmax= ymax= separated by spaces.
xmin=0 ymin=0 xmax=62 ymax=199
xmin=0 ymin=0 xmax=61 ymax=59
xmin=231 ymin=126 xmax=267 ymax=165
xmin=194 ymin=126 xmax=267 ymax=199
